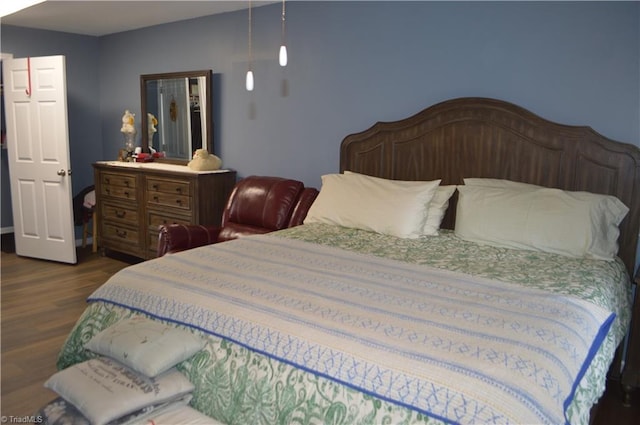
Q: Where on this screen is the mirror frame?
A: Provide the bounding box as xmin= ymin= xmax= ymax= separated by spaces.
xmin=140 ymin=69 xmax=213 ymax=164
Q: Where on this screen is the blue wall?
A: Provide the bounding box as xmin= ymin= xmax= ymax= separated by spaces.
xmin=2 ymin=1 xmax=639 ymax=225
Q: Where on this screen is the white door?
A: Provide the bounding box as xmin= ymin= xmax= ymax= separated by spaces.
xmin=2 ymin=55 xmax=76 ymax=264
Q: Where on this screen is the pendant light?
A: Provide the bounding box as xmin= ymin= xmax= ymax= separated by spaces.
xmin=279 ymin=0 xmax=288 ymax=67
xmin=246 ymin=0 xmax=254 ymax=91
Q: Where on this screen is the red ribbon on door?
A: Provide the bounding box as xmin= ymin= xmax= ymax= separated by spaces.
xmin=25 ymin=57 xmax=32 ymax=97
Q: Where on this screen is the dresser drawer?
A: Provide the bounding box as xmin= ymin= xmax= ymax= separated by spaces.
xmin=148 ymin=233 xmax=160 ymax=257
xmin=148 ymin=211 xmax=192 ymax=230
xmin=147 ymin=192 xmax=191 ymax=210
xmin=147 ymin=212 xmax=193 ymax=257
xmin=101 ymin=185 xmax=137 ymax=202
xmin=102 ymin=223 xmax=140 ymax=245
xmin=101 ymin=202 xmax=139 ymax=226
xmin=101 ymin=172 xmax=137 ymax=189
xmin=147 ymin=178 xmax=191 ymax=196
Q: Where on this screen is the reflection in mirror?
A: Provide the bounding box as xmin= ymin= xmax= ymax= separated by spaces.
xmin=140 ymin=70 xmax=212 ymax=163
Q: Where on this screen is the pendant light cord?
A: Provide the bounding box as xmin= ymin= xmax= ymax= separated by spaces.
xmin=281 ymin=0 xmax=286 ymax=43
xmin=246 ymin=0 xmax=255 ymax=91
xmin=248 ymin=0 xmax=253 ymax=70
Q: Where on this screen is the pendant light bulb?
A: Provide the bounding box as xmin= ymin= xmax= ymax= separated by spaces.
xmin=246 ymin=70 xmax=254 ymax=91
xmin=279 ymin=45 xmax=288 ymax=67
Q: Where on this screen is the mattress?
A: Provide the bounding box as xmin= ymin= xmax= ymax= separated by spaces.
xmin=57 ymin=223 xmax=631 ymax=425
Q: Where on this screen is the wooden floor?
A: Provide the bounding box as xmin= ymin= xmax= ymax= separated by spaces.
xmin=1 ymin=245 xmax=136 ymax=417
xmin=1 ymin=244 xmax=639 ymax=423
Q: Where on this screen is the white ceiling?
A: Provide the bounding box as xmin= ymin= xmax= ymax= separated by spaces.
xmin=1 ymin=1 xmax=278 ymax=37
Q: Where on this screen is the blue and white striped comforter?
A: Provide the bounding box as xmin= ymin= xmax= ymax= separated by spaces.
xmin=89 ymin=234 xmax=615 ymax=425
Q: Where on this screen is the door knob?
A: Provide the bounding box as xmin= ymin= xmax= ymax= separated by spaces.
xmin=57 ymin=169 xmax=66 ymax=176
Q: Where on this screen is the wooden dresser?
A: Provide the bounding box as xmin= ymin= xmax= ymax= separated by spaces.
xmin=93 ymin=161 xmax=236 ymax=259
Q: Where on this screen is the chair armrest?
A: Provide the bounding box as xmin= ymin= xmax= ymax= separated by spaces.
xmin=288 ymin=187 xmax=319 ymax=227
xmin=157 ymin=224 xmax=222 ymax=257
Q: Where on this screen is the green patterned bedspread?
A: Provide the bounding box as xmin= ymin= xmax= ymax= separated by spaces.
xmin=57 ymin=224 xmax=631 ymax=425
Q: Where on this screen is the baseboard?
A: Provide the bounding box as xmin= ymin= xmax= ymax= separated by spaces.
xmin=1 ymin=226 xmax=15 ymax=234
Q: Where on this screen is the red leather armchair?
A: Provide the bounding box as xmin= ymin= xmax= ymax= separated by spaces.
xmin=157 ymin=176 xmax=318 ymax=257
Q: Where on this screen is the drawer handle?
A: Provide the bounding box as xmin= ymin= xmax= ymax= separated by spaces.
xmin=115 ymin=210 xmax=126 ymax=218
xmin=175 ymin=187 xmax=182 ymax=194
xmin=105 ymin=188 xmax=110 ymax=195
xmin=124 ymin=191 xmax=130 ymax=198
xmin=152 ymin=184 xmax=159 ymax=190
xmin=104 ymin=177 xmax=110 ymax=184
xmin=125 ymin=181 xmax=130 ymax=187
xmin=176 ymin=199 xmax=182 ymax=206
xmin=153 ymin=196 xmax=159 ymax=202
xmin=115 ymin=229 xmax=128 ymax=238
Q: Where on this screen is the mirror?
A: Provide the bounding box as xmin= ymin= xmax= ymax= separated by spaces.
xmin=140 ymin=70 xmax=213 ymax=164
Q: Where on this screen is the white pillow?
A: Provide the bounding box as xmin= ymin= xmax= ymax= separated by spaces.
xmin=44 ymin=357 xmax=195 ymax=425
xmin=423 ymin=185 xmax=456 ymax=235
xmin=85 ymin=316 xmax=205 ymax=377
xmin=463 ymin=178 xmax=541 ymax=190
xmin=455 ymin=184 xmax=629 ymax=260
xmin=304 ymin=173 xmax=440 ymax=239
xmin=343 ymin=171 xmax=455 ymax=235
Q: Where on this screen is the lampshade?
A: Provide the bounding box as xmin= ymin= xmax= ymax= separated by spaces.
xmin=246 ymin=70 xmax=254 ymax=91
xmin=279 ymin=45 xmax=288 ymax=67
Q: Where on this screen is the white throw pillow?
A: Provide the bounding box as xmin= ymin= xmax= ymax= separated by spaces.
xmin=85 ymin=316 xmax=205 ymax=377
xmin=305 ymin=173 xmax=440 ymax=239
xmin=455 ymin=184 xmax=629 ymax=260
xmin=130 ymin=404 xmax=224 ymax=425
xmin=36 ymin=395 xmax=194 ymax=425
xmin=44 ymin=357 xmax=195 ymax=425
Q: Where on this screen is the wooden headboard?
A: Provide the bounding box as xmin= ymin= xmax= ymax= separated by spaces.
xmin=340 ymin=97 xmax=640 ymax=276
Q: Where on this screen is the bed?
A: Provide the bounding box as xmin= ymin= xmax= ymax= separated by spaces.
xmin=54 ymin=97 xmax=640 ymax=425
